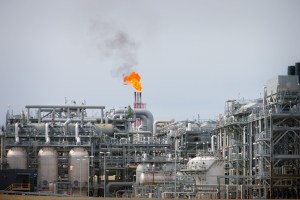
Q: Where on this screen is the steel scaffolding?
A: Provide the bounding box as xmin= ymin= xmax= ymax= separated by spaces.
xmin=216 ymin=75 xmax=300 ymax=199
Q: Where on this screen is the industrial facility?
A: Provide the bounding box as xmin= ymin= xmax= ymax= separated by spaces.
xmin=1 ymin=63 xmax=300 ymax=199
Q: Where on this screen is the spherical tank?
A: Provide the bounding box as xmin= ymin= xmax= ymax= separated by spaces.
xmin=68 ymin=148 xmax=89 ymax=187
xmin=7 ymin=147 xmax=27 ymax=169
xmin=38 ymin=147 xmax=58 ymax=187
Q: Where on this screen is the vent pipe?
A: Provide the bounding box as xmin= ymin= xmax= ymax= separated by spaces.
xmin=45 ymin=123 xmax=50 ymax=144
xmin=75 ymin=122 xmax=81 ymax=145
xmin=211 ymin=135 xmax=217 ymax=154
xmin=14 ymin=123 xmax=19 ymax=143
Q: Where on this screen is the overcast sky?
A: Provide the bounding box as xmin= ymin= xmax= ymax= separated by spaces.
xmin=1 ymin=0 xmax=300 ymax=124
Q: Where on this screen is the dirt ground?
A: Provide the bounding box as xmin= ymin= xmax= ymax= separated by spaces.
xmin=0 ymin=194 xmax=149 ymax=200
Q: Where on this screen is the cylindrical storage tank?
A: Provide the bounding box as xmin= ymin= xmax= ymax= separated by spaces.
xmin=136 ymin=163 xmax=175 ymax=185
xmin=187 ymin=123 xmax=192 ymax=131
xmin=32 ymin=123 xmax=46 ymax=133
xmin=95 ymin=124 xmax=114 ymax=135
xmin=288 ymin=66 xmax=295 ymax=75
xmin=69 ymin=147 xmax=89 ymax=195
xmin=153 ymin=163 xmax=175 ymax=184
xmin=136 ymin=163 xmax=146 ymax=184
xmin=7 ymin=147 xmax=27 ymax=169
xmin=38 ymin=147 xmax=58 ymax=192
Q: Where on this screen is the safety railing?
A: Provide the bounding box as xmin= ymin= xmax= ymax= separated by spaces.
xmin=5 ymin=183 xmax=30 ymax=191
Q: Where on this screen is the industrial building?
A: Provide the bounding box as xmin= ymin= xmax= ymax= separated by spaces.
xmin=215 ymin=63 xmax=300 ymax=199
xmin=1 ymin=63 xmax=300 ymax=199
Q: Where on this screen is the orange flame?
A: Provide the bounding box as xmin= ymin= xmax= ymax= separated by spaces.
xmin=123 ymin=72 xmax=142 ymax=92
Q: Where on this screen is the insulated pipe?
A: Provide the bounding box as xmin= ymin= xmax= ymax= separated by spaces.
xmin=263 ymin=86 xmax=267 ymax=111
xmin=1 ymin=131 xmax=3 ymax=170
xmin=113 ymin=127 xmax=121 ymax=133
xmin=211 ymin=135 xmax=217 ymax=154
xmin=51 ymin=109 xmax=55 ymax=122
xmin=106 ymin=182 xmax=133 ymax=194
xmin=15 ymin=123 xmax=19 ymax=143
xmin=80 ymin=110 xmax=84 ymax=123
xmin=243 ymin=126 xmax=247 ymax=177
xmin=135 ymin=110 xmax=154 ymax=133
xmin=138 ymin=121 xmax=143 ymax=131
xmin=115 ymin=109 xmax=154 ymax=132
xmin=42 ymin=118 xmax=97 ymax=123
xmin=45 ymin=123 xmax=50 ymax=144
xmin=128 ymin=131 xmax=152 ymax=135
xmin=218 ymin=132 xmax=222 ymax=150
xmin=64 ymin=118 xmax=72 ymax=134
xmin=111 ymin=114 xmax=126 ymax=120
xmin=114 ymin=132 xmax=129 ymax=137
xmin=75 ymin=122 xmax=80 ymax=145
xmin=64 ymin=118 xmax=72 ymax=127
xmin=25 ymin=105 xmax=105 ymax=109
xmin=101 ymin=109 xmax=104 ymax=124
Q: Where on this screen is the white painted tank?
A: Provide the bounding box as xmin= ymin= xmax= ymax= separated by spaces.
xmin=68 ymin=148 xmax=89 ymax=188
xmin=136 ymin=163 xmax=175 ymax=185
xmin=187 ymin=156 xmax=224 ymax=185
xmin=7 ymin=147 xmax=27 ymax=169
xmin=38 ymin=147 xmax=58 ymax=190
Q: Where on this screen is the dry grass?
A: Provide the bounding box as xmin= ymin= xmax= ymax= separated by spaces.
xmin=0 ymin=194 xmax=150 ymax=200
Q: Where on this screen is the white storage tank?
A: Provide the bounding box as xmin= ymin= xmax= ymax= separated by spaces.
xmin=69 ymin=147 xmax=89 ymax=195
xmin=7 ymin=147 xmax=27 ymax=169
xmin=94 ymin=123 xmax=114 ymax=135
xmin=38 ymin=147 xmax=58 ymax=192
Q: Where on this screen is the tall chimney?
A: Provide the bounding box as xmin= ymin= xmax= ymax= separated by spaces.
xmin=133 ymin=91 xmax=146 ymax=109
xmin=134 ymin=92 xmax=137 ymax=108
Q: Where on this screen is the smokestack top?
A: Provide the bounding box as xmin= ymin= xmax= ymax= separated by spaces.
xmin=134 ymin=92 xmax=145 ymax=109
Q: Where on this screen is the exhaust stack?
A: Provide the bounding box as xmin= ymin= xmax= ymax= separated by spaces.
xmin=134 ymin=92 xmax=145 ymax=109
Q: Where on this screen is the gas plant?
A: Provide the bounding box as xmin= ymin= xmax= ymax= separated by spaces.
xmin=1 ymin=63 xmax=300 ymax=199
